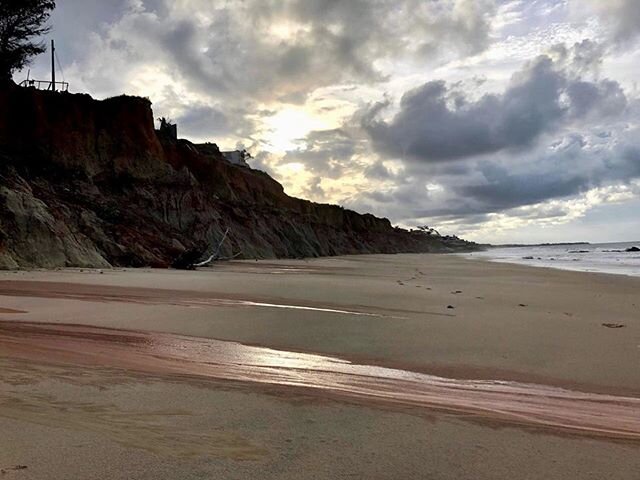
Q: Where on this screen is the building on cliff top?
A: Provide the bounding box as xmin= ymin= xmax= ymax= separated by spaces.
xmin=222 ymin=150 xmax=251 ymax=168
xmin=158 ymin=117 xmax=177 ymax=140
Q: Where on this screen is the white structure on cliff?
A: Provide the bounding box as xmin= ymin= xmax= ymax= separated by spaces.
xmin=222 ymin=150 xmax=251 ymax=168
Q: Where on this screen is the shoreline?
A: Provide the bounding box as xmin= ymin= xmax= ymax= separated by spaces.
xmin=463 ymin=253 xmax=640 ymax=279
xmin=468 ymin=253 xmax=640 ymax=278
xmin=465 ymin=241 xmax=640 ymax=278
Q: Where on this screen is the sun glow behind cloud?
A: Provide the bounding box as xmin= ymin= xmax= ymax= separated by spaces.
xmin=262 ymin=107 xmax=333 ymax=153
xmin=267 ymin=21 xmax=312 ymax=42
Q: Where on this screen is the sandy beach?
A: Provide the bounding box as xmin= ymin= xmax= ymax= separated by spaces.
xmin=1 ymin=254 xmax=639 ymax=479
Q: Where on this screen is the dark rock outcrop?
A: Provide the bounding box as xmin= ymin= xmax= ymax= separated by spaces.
xmin=0 ymin=85 xmax=479 ymax=269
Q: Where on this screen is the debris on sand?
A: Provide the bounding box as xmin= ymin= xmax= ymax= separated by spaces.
xmin=1 ymin=465 xmax=28 ymax=475
xmin=602 ymin=323 xmax=625 ymax=329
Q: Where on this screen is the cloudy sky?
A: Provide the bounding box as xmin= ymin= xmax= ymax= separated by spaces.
xmin=18 ymin=0 xmax=640 ymax=243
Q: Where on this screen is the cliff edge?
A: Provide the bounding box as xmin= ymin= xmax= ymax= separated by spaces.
xmin=0 ymin=85 xmax=478 ymax=269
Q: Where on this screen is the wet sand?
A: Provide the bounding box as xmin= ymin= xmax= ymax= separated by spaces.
xmin=0 ymin=308 xmax=27 ymax=314
xmin=2 ymin=321 xmax=640 ymax=440
xmin=1 ymin=254 xmax=639 ymax=478
xmin=4 ymin=359 xmax=640 ymax=480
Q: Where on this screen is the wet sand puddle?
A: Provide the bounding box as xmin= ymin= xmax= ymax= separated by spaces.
xmin=1 ymin=321 xmax=639 ymax=440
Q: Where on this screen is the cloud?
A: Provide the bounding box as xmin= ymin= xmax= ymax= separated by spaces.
xmin=175 ymin=105 xmax=232 ymax=140
xmin=363 ymin=161 xmax=396 ymax=181
xmin=346 ymin=116 xmax=640 ymax=230
xmin=362 ymin=42 xmax=627 ymax=163
xmin=453 ymin=165 xmax=588 ymax=214
xmin=582 ymin=0 xmax=640 ymax=43
xmin=281 ymin=128 xmax=361 ymax=178
xmin=46 ymin=0 xmax=497 ymax=106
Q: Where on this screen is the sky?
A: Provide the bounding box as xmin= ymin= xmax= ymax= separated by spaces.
xmin=16 ymin=0 xmax=640 ymax=244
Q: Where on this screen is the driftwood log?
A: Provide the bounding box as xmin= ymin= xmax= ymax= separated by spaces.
xmin=194 ymin=228 xmax=230 ymax=267
xmin=170 ymin=248 xmax=205 ymax=270
xmin=172 ymin=228 xmax=232 ymax=270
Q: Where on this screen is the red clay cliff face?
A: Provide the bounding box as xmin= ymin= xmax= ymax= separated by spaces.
xmin=0 ymin=85 xmax=477 ymax=269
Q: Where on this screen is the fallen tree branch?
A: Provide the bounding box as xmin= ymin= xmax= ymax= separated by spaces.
xmin=214 ymin=251 xmax=243 ymax=261
xmin=194 ymin=227 xmax=231 ymax=267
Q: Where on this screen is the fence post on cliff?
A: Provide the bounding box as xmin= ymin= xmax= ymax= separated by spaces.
xmin=51 ymin=40 xmax=55 ymax=92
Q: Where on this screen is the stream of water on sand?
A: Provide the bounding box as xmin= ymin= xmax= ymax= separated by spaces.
xmin=1 ymin=321 xmax=639 ymax=441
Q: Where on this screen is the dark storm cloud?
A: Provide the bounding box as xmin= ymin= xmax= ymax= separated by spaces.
xmin=363 ymin=48 xmax=627 ymax=163
xmin=454 ymin=170 xmax=588 ymax=213
xmin=616 ymin=145 xmax=640 ymax=178
xmin=566 ymin=79 xmax=627 ymax=119
xmin=457 ymin=129 xmax=640 ymax=214
xmin=347 ymin=120 xmax=640 ymax=223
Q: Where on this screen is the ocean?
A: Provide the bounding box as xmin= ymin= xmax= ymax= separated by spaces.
xmin=465 ymin=241 xmax=640 ymax=278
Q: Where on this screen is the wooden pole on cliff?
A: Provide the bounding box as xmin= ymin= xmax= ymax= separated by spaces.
xmin=51 ymin=40 xmax=55 ymax=92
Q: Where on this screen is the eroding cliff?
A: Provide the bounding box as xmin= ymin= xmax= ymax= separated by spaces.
xmin=0 ymin=84 xmax=477 ymax=269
